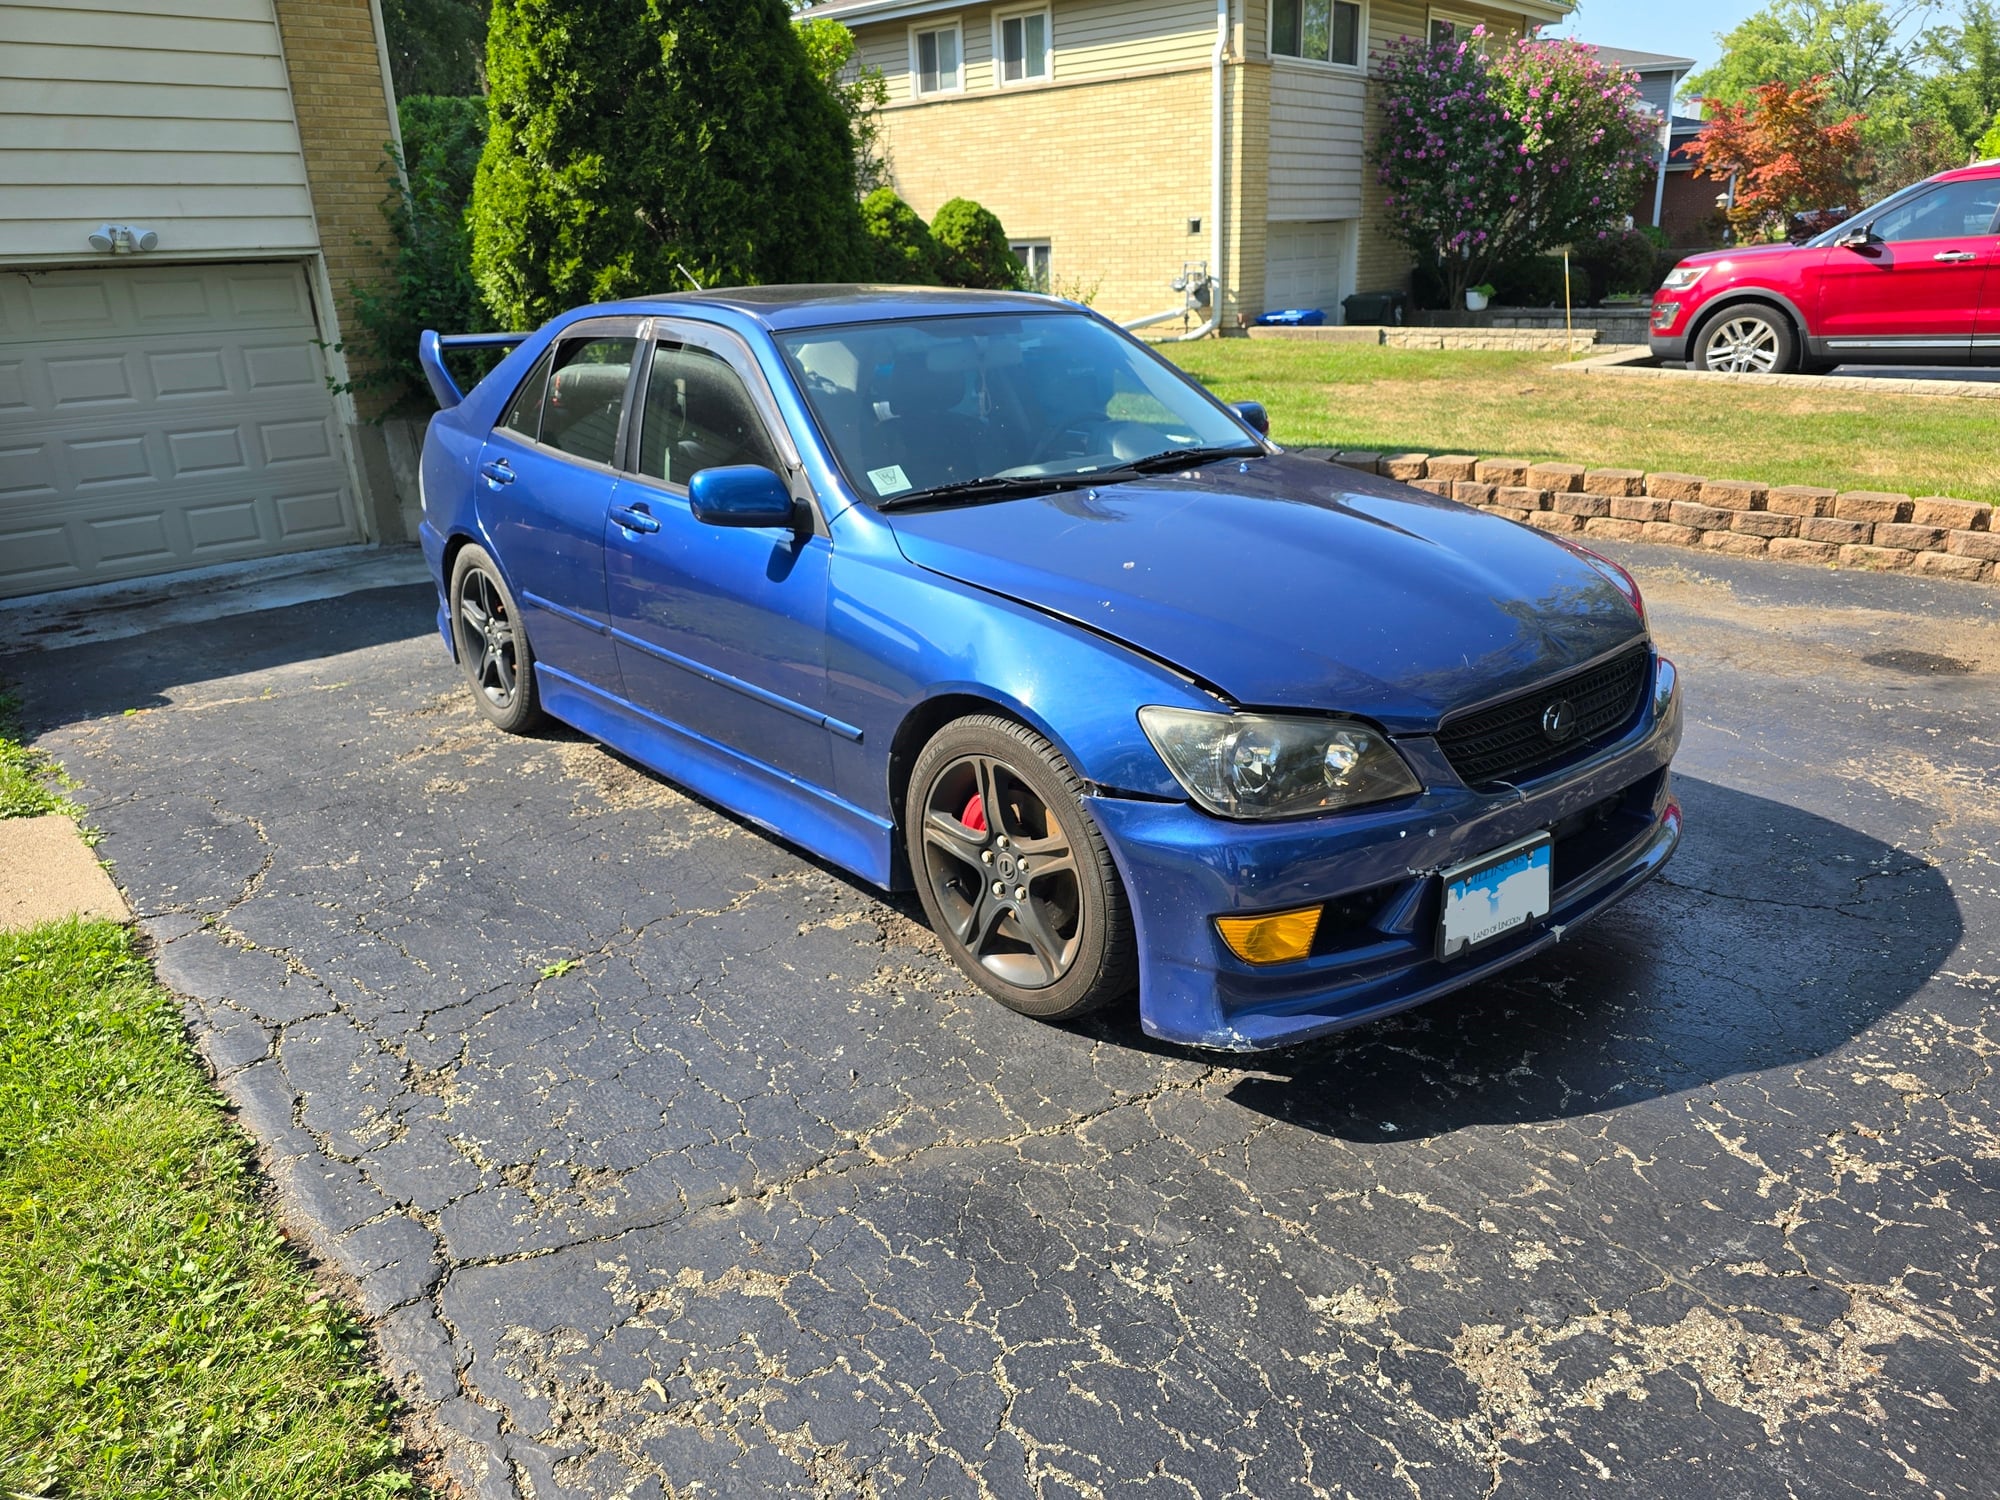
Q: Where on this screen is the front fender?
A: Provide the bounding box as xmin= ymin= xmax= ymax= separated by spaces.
xmin=823 ymin=516 xmax=1211 ymax=825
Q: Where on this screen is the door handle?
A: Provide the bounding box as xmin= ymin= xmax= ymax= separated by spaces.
xmin=479 ymin=458 xmax=515 ymax=485
xmin=1933 ymin=250 xmax=1977 ymax=262
xmin=610 ymin=504 xmax=660 ymax=535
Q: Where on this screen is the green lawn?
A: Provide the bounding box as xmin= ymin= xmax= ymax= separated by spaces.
xmin=0 ymin=706 xmax=419 ymax=1498
xmin=1164 ymin=341 xmax=2000 ymax=507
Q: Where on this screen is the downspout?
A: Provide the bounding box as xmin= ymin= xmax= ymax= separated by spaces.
xmin=1173 ymin=0 xmax=1230 ymax=341
xmin=1650 ymin=68 xmax=1682 ymax=229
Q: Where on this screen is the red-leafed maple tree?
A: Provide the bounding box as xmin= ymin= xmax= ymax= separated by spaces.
xmin=1685 ymin=77 xmax=1867 ymax=241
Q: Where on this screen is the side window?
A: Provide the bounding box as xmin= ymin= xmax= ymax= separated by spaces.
xmin=1874 ymin=180 xmax=2000 ymax=243
xmin=541 ymin=336 xmax=636 ymax=465
xmin=497 ymin=349 xmax=553 ymax=441
xmin=636 ymin=342 xmax=783 ymax=487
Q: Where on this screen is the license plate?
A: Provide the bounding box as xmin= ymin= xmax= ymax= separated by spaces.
xmin=1438 ymin=833 xmax=1552 ymax=960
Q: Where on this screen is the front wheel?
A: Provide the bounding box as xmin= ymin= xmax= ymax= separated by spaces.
xmin=1693 ymin=306 xmax=1798 ymax=374
xmin=906 ymin=715 xmax=1136 ymax=1021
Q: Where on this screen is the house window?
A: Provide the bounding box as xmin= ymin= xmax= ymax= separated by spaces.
xmin=997 ymin=8 xmax=1051 ymax=84
xmin=913 ymin=21 xmax=962 ymax=95
xmin=1012 ymin=240 xmax=1052 ymax=292
xmin=1271 ymin=0 xmax=1361 ymax=68
xmin=1428 ymin=10 xmax=1484 ymax=47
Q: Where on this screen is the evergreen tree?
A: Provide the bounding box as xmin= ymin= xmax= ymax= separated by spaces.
xmin=471 ymin=0 xmax=871 ymax=328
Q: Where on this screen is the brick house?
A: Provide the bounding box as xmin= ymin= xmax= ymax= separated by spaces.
xmin=1588 ymin=45 xmax=1721 ymax=248
xmin=813 ymin=0 xmax=1572 ymax=328
xmin=0 ymin=0 xmax=404 ymax=599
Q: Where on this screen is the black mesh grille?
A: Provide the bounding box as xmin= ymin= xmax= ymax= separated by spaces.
xmin=1437 ymin=645 xmax=1651 ymax=788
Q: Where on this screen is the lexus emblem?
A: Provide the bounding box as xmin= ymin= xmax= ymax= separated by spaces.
xmin=1541 ymin=698 xmax=1578 ymax=742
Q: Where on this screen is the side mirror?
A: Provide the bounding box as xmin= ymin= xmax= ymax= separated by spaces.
xmin=1839 ymin=225 xmax=1878 ymax=249
xmin=688 ymin=465 xmax=799 ymax=530
xmin=1231 ymin=401 xmax=1270 ymax=436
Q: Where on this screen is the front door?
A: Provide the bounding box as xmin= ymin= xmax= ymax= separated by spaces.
xmin=604 ymin=327 xmax=834 ymax=789
xmin=1815 ymin=177 xmax=2000 ymax=359
xmin=476 ymin=323 xmax=638 ymax=691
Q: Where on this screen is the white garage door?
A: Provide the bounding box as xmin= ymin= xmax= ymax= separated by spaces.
xmin=1264 ymin=220 xmax=1356 ymax=318
xmin=0 ymin=261 xmax=361 ymax=598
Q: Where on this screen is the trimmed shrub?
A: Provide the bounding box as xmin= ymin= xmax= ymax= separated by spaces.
xmin=1578 ymin=227 xmax=1661 ymax=300
xmin=931 ymin=198 xmax=1022 ymax=290
xmin=861 ymin=189 xmax=944 ymax=285
xmin=471 ymin=0 xmax=871 ymax=329
xmin=1489 ymin=254 xmax=1587 ymax=308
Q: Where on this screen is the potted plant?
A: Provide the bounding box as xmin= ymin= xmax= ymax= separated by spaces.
xmin=1465 ymin=283 xmax=1496 ymax=312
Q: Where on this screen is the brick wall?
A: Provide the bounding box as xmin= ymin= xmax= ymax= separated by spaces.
xmin=879 ymin=68 xmax=1215 ymax=325
xmin=272 ymin=0 xmax=399 ymax=416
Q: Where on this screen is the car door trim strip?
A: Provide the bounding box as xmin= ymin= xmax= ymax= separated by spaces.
xmin=522 ymin=590 xmax=611 ymax=636
xmin=607 ymin=625 xmax=864 ymax=742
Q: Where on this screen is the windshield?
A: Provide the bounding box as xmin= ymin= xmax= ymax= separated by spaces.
xmin=775 ymin=311 xmax=1259 ymax=504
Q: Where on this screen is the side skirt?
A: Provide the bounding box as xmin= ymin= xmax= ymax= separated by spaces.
xmin=535 ymin=663 xmax=896 ymax=889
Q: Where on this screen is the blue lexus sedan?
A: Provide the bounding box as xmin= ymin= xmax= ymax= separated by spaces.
xmin=415 ymin=287 xmax=1681 ymax=1051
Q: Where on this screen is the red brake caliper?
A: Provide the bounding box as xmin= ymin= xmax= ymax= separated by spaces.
xmin=961 ymin=793 xmax=987 ymax=835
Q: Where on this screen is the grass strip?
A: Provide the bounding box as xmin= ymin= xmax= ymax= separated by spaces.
xmin=0 ymin=918 xmax=419 ymax=1499
xmin=1165 ymin=341 xmax=2000 ymax=506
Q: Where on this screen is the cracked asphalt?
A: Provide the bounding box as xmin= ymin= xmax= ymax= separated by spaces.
xmin=7 ymin=543 xmax=2000 ymax=1499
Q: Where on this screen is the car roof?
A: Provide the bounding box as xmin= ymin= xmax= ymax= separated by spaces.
xmin=1936 ymin=158 xmax=2000 ymax=182
xmin=613 ymin=284 xmax=1070 ymax=332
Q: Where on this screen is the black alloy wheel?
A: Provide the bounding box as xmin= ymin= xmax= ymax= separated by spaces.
xmin=450 ymin=543 xmax=542 ymax=733
xmin=906 ymin=715 xmax=1136 ymax=1021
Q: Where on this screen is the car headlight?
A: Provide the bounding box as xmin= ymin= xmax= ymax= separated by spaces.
xmin=1138 ymin=707 xmax=1421 ymax=819
xmin=1660 ymin=265 xmax=1708 ymax=293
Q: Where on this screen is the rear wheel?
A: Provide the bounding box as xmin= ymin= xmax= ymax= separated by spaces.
xmin=449 ymin=543 xmax=542 ymax=734
xmin=906 ymin=715 xmax=1136 ymax=1021
xmin=1693 ymin=305 xmax=1799 ymax=374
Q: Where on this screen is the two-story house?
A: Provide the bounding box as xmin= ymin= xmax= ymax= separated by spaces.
xmin=812 ymin=0 xmax=1572 ymax=328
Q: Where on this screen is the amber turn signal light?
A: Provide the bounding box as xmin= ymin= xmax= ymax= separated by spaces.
xmin=1216 ymin=906 xmax=1322 ymax=965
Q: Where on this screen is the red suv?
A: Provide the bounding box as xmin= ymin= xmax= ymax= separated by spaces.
xmin=1650 ymin=162 xmax=2000 ymax=374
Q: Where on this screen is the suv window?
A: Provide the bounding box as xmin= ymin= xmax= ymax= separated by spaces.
xmin=636 ymin=343 xmax=781 ymax=486
xmin=1873 ymin=179 xmax=2000 ymax=243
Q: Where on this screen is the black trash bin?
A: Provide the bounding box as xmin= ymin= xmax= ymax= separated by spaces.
xmin=1341 ymin=291 xmax=1409 ymax=326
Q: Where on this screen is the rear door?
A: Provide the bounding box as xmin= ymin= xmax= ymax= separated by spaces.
xmin=475 ymin=319 xmax=638 ymax=692
xmin=1815 ymin=177 xmax=2000 ymax=359
xmin=603 ymin=322 xmax=835 ymax=789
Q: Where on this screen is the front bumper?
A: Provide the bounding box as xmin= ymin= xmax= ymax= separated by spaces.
xmin=1087 ymin=655 xmax=1683 ymax=1051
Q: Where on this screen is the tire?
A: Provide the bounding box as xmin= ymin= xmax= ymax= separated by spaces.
xmin=1692 ymin=305 xmax=1799 ymax=375
xmin=449 ymin=543 xmax=543 ymax=734
xmin=905 ymin=714 xmax=1137 ymax=1021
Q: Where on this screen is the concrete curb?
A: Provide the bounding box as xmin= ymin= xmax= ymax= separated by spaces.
xmin=1554 ymin=347 xmax=2000 ymax=400
xmin=0 ymin=813 xmax=127 ymax=931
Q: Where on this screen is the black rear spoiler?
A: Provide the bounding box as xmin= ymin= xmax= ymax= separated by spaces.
xmin=418 ymin=329 xmax=533 ymax=410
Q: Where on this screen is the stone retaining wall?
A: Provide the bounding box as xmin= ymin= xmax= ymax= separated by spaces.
xmin=1294 ymin=449 xmax=1998 ymax=584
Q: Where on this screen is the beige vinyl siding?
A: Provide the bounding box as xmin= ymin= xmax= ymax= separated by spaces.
xmin=0 ymin=0 xmax=317 ymax=266
xmin=1267 ymin=64 xmax=1365 ymax=220
xmin=859 ymin=0 xmax=1217 ymax=105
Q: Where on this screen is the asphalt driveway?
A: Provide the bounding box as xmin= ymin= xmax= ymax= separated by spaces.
xmin=8 ymin=545 xmax=1999 ymax=1499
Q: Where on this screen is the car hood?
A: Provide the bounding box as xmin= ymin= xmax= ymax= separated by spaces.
xmin=886 ymin=456 xmax=1645 ymax=732
xmin=1676 ymin=242 xmax=1821 ymax=272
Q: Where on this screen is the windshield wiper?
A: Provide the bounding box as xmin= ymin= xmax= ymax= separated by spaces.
xmin=1103 ymin=444 xmax=1265 ymax=476
xmin=873 ymin=472 xmax=1100 ymax=511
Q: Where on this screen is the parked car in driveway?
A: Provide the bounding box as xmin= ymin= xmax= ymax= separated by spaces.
xmin=416 ymin=287 xmax=1682 ymax=1051
xmin=1651 ymin=160 xmax=2000 ymax=373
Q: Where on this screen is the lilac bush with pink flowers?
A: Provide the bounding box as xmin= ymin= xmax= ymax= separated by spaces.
xmin=1370 ymin=30 xmax=1656 ymax=309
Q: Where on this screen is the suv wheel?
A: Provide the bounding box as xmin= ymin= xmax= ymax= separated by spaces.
xmin=1693 ymin=306 xmax=1798 ymax=375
